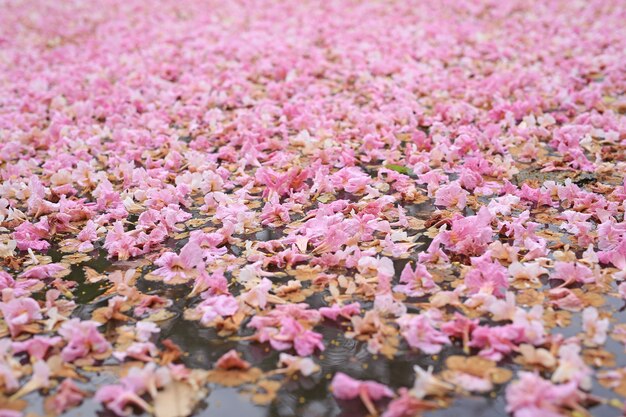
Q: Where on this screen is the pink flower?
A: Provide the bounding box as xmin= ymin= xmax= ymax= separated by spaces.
xmin=441 ymin=313 xmax=478 ymax=350
xmin=144 ymin=186 xmax=189 ymax=210
xmin=487 ymin=292 xmax=517 ymax=321
xmin=95 ymin=384 xmax=151 ymax=417
xmin=517 ymin=184 xmax=555 ymax=208
xmin=189 ymin=269 xmax=229 ymax=298
xmin=76 ymin=220 xmax=98 ymax=251
xmin=31 ymin=360 xmax=51 ymax=388
xmin=212 ymin=198 xmax=257 ymax=234
xmin=272 ymin=319 xmax=310 ymax=353
xmin=153 ymin=204 xmax=192 ymax=232
xmin=248 ymin=305 xmax=323 ymax=356
xmin=197 ymin=294 xmax=239 ymax=325
xmin=487 ymin=195 xmax=520 ymax=216
xmin=458 ymin=168 xmax=484 ymax=191
xmin=122 ymin=363 xmax=170 ymax=397
xmin=58 ymin=319 xmax=111 ymax=362
xmin=0 ymin=271 xmax=39 ymax=297
xmin=48 ymin=378 xmax=87 ymax=414
xmin=331 ymin=372 xmax=393 ymax=415
xmin=505 ymin=372 xmax=582 ymax=417
xmin=559 ymin=210 xmax=594 ymax=246
xmin=437 ymin=207 xmax=494 ymax=256
xmin=12 ymin=335 xmax=62 ymax=359
xmin=434 ymin=181 xmax=468 ymax=210
xmin=502 ymin=211 xmax=540 ymax=246
xmin=417 ymin=170 xmax=448 ymax=196
xmin=293 ymin=329 xmax=325 ymax=357
xmin=398 ymin=312 xmax=450 ymax=354
xmin=331 ymin=372 xmax=391 ymax=400
xmin=319 ymin=302 xmax=361 ymax=321
xmin=12 ymin=218 xmax=51 ymax=252
xmin=373 ymin=293 xmax=407 ymax=317
xmin=357 ymin=256 xmax=395 ymax=279
xmin=464 ymin=251 xmax=509 ymax=297
xmin=1 ymin=0 xmax=624 ymax=410
xmin=19 ymin=263 xmax=67 ymax=279
xmin=596 ymin=220 xmax=626 ymax=268
xmin=255 ymin=167 xmax=309 ymax=198
xmin=548 ymin=288 xmax=584 ymax=311
xmin=598 ymin=241 xmax=626 ymax=269
xmin=264 ymin=247 xmax=310 ymax=269
xmin=261 ymin=200 xmax=291 ymax=226
xmin=103 ymin=221 xmax=142 ymax=260
xmin=187 ymin=230 xmax=227 ymax=259
xmin=551 ymin=262 xmax=595 ymax=286
xmin=242 ymin=277 xmax=273 ymax=309
xmin=0 ymin=341 xmax=19 ymax=392
xmin=394 ymin=262 xmax=438 ymax=297
xmin=0 ymin=297 xmax=42 ymax=337
xmin=134 ymin=294 xmax=172 ymax=316
xmin=188 ymin=230 xmax=224 ymax=248
xmin=469 ymin=324 xmax=524 ymax=361
xmin=153 ymin=242 xmax=204 ymax=282
xmin=330 ymin=167 xmax=371 ymax=194
xmin=95 ymin=363 xmax=170 ymax=415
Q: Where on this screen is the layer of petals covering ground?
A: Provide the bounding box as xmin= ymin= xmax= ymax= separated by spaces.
xmin=1 ymin=1 xmax=626 ymax=417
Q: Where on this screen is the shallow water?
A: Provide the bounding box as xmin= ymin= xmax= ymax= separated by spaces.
xmin=23 ymin=214 xmax=624 ymax=417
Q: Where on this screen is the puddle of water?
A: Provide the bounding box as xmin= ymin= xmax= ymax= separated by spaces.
xmin=23 ymin=198 xmax=624 ymax=417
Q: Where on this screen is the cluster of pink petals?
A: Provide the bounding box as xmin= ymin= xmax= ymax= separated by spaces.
xmin=58 ymin=319 xmax=111 ymax=362
xmin=430 ymin=207 xmax=494 ymax=257
xmin=464 ymin=251 xmax=509 ymax=297
xmin=434 ymin=182 xmax=468 ymax=211
xmin=469 ymin=324 xmax=525 ymax=362
xmin=197 ymin=294 xmax=239 ymax=325
xmin=48 ymin=379 xmax=88 ymax=415
xmin=319 ymin=302 xmax=361 ymax=321
xmin=331 ymin=372 xmax=394 ymax=401
xmin=248 ymin=304 xmax=324 ymax=356
xmin=398 ymin=310 xmax=450 ymax=354
xmin=394 ymin=263 xmax=438 ymax=297
xmin=505 ymin=372 xmax=583 ymax=417
xmin=0 ymin=296 xmax=42 ymax=337
xmin=153 ymin=242 xmax=204 ymax=282
xmin=12 ymin=335 xmax=62 ymax=359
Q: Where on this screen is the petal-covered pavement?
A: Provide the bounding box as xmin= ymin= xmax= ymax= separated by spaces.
xmin=1 ymin=1 xmax=626 ymax=416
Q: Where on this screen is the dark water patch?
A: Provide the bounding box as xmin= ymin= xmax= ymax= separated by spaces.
xmin=406 ymin=200 xmax=436 ymax=219
xmin=202 ymin=387 xmax=266 ymax=417
xmin=255 ymin=227 xmax=286 ymax=242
